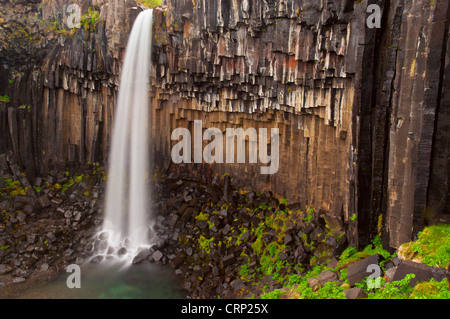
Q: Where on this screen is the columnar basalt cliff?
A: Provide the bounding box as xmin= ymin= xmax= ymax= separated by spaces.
xmin=1 ymin=0 xmax=449 ymax=252
xmin=0 ymin=0 xmax=141 ymax=177
xmin=149 ymin=0 xmax=450 ymax=250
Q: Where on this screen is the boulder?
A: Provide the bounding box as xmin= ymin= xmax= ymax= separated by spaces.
xmin=221 ymin=254 xmax=236 ymax=267
xmin=22 ymin=257 xmax=38 ymax=269
xmin=344 ymin=288 xmax=368 ymax=299
xmin=196 ymin=220 xmax=208 ymax=230
xmin=327 ymin=257 xmax=339 ymax=269
xmin=0 ymin=264 xmax=13 ymax=275
xmin=283 ymin=234 xmax=293 ymax=245
xmin=64 ymin=248 xmax=73 ymax=257
xmin=37 ymin=195 xmax=50 ymax=208
xmin=307 ymin=277 xmax=320 ymax=291
xmin=169 ymin=214 xmax=179 ymax=227
xmin=170 ymin=253 xmax=185 ymax=268
xmin=347 ymin=254 xmax=381 ymax=286
xmin=13 ymin=277 xmax=26 ymax=284
xmin=98 ymin=232 xmax=109 ymax=241
xmin=230 ymin=278 xmax=246 ymax=291
xmin=45 ymin=232 xmax=57 ymax=244
xmin=22 ymin=205 xmax=34 ymax=215
xmin=117 ymin=247 xmax=127 ymax=257
xmin=385 ymin=267 xmax=397 ymax=281
xmin=317 ymin=270 xmax=338 ymax=286
xmin=16 ymin=211 xmax=27 ymax=222
xmin=13 ymin=195 xmax=36 ymax=209
xmin=278 ymin=252 xmax=288 ymax=261
xmin=389 ymin=260 xmax=446 ymax=287
xmin=180 ymin=206 xmax=194 ymax=222
xmin=151 ymin=250 xmax=163 ymax=262
xmin=0 ymin=201 xmax=10 ymax=211
xmin=132 ymin=249 xmax=152 ymax=264
xmin=90 ymin=255 xmax=104 ymax=263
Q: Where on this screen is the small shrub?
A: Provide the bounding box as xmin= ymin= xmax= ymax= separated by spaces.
xmin=0 ymin=95 xmax=10 ymax=103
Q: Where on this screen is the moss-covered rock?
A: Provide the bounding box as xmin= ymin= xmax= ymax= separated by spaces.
xmin=398 ymin=225 xmax=450 ymax=268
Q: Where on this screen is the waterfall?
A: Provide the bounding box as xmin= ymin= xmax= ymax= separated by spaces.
xmin=102 ymin=9 xmax=154 ymax=257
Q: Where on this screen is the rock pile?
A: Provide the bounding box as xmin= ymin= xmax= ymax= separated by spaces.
xmin=0 ymin=152 xmax=105 ymax=287
xmin=131 ymin=176 xmax=348 ymax=299
xmin=306 ymin=254 xmax=447 ymax=299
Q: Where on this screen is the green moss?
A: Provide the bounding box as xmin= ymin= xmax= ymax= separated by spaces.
xmin=338 ymin=235 xmax=393 ymax=269
xmin=136 ymin=0 xmax=162 ymax=8
xmin=61 ymin=178 xmax=74 ymax=192
xmin=80 ymin=7 xmax=100 ymax=31
xmin=261 ymin=289 xmax=286 ymax=299
xmin=1 ymin=178 xmax=26 ymax=198
xmin=368 ymin=274 xmax=416 ymax=299
xmin=409 ymin=278 xmax=450 ymax=299
xmin=399 ymin=224 xmax=450 ymax=268
xmin=198 ymin=235 xmax=214 ymax=254
xmin=259 ymin=242 xmax=288 ymax=276
xmin=195 ymin=211 xmax=209 ymax=222
xmin=0 ymin=95 xmax=10 ymax=103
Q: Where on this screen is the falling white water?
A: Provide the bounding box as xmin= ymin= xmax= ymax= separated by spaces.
xmin=102 ymin=9 xmax=154 ymax=257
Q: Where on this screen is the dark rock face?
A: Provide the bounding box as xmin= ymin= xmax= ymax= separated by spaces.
xmin=148 ymin=0 xmax=450 ymax=250
xmin=380 ymin=0 xmax=450 ymax=249
xmin=0 ymin=0 xmax=449 ymax=253
xmin=0 ymin=0 xmax=142 ymax=177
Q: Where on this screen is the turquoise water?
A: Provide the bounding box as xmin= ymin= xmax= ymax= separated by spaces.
xmin=10 ymin=261 xmax=186 ymax=299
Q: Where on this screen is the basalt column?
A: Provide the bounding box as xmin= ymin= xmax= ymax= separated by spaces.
xmin=149 ymin=0 xmax=450 ymax=250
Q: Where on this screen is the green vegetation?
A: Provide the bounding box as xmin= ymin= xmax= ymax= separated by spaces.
xmin=184 ymin=195 xmax=346 ymax=291
xmin=338 ymin=235 xmax=393 ymax=269
xmin=261 ymin=289 xmax=286 ymax=299
xmin=47 ymin=17 xmax=75 ymax=37
xmin=175 ymin=181 xmax=449 ymax=300
xmin=80 ymin=7 xmax=100 ymax=31
xmin=0 ymin=95 xmax=10 ymax=103
xmin=19 ymin=104 xmax=31 ymax=112
xmin=367 ymin=274 xmax=416 ymax=299
xmin=398 ymin=224 xmax=450 ymax=268
xmin=409 ymin=278 xmax=450 ymax=299
xmin=198 ymin=235 xmax=214 ymax=254
xmin=259 ymin=225 xmax=449 ymax=299
xmin=45 ymin=7 xmax=100 ymax=35
xmin=0 ymin=178 xmax=27 ymax=198
xmin=137 ymin=0 xmax=162 ymax=8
